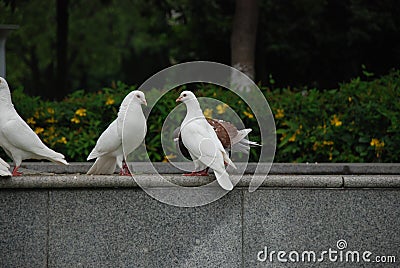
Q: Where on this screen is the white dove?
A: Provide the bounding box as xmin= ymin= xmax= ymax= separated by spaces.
xmin=87 ymin=90 xmax=147 ymax=175
xmin=0 ymin=77 xmax=69 ymax=176
xmin=0 ymin=157 xmax=11 ymax=177
xmin=176 ymin=91 xmax=236 ymax=190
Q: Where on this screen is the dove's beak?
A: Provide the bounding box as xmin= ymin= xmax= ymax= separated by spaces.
xmin=143 ymin=100 xmax=147 ymax=106
xmin=176 ymin=97 xmax=182 ymax=102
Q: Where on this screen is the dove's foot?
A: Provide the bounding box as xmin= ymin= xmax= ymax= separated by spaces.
xmin=183 ymin=168 xmax=209 ymax=176
xmin=119 ymin=161 xmax=133 ymax=176
xmin=119 ymin=169 xmax=133 ymax=176
xmin=119 ymin=161 xmax=132 ymax=176
xmin=12 ymin=166 xmax=22 ymax=176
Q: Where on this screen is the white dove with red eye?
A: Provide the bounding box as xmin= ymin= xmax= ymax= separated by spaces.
xmin=176 ymin=91 xmax=236 ymax=191
xmin=0 ymin=157 xmax=11 ymax=177
xmin=87 ymin=90 xmax=147 ymax=175
xmin=0 ymin=77 xmax=69 ymax=176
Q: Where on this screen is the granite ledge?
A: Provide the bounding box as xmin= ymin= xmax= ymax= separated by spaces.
xmin=0 ymin=174 xmax=399 ymax=189
xmin=12 ymin=162 xmax=400 ymax=175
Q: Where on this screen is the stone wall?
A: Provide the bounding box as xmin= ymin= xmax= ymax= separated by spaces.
xmin=0 ymin=163 xmax=399 ymax=267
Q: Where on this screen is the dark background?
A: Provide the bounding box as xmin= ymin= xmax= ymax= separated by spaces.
xmin=1 ymin=0 xmax=399 ymax=99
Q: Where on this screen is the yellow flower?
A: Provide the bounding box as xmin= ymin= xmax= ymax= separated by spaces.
xmin=348 ymin=97 xmax=352 ymax=102
xmin=370 ymin=138 xmax=384 ymax=148
xmin=275 ymin=109 xmax=285 ymax=119
xmin=323 ymin=141 xmax=334 ymax=146
xmin=27 ymin=117 xmax=36 ymax=125
xmin=71 ymin=117 xmax=80 ymax=124
xmin=243 ymin=111 xmax=254 ymax=119
xmin=288 ymin=133 xmax=296 ymax=142
xmin=203 ymin=108 xmax=213 ymax=118
xmin=47 ymin=107 xmax=55 ymax=115
xmin=34 ymin=127 xmax=44 ymax=135
xmin=45 ymin=117 xmax=57 ymax=124
xmin=313 ymin=142 xmax=319 ymax=151
xmin=105 ymin=97 xmax=115 ymax=106
xmin=75 ymin=108 xmax=87 ymax=117
xmin=330 ymin=114 xmax=342 ymax=127
xmin=216 ymin=103 xmax=229 ymax=114
xmin=162 ymin=153 xmax=177 ymax=163
xmin=34 ymin=110 xmax=40 ymax=119
xmin=57 ymin=137 xmax=67 ymax=144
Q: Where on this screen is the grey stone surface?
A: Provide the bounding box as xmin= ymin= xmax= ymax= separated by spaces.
xmin=237 ymin=175 xmax=343 ymax=188
xmin=0 ymin=174 xmax=343 ymax=189
xmin=5 ymin=174 xmax=400 ymax=189
xmin=14 ymin=162 xmax=400 ymax=175
xmin=243 ymin=189 xmax=400 ymax=267
xmin=344 ymin=175 xmax=400 ymax=188
xmin=48 ymin=189 xmax=242 ymax=267
xmin=0 ymin=190 xmax=48 ymax=268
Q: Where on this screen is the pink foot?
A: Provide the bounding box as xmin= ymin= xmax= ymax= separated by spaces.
xmin=183 ymin=169 xmax=209 ymax=176
xmin=12 ymin=166 xmax=22 ymax=176
xmin=119 ymin=161 xmax=133 ymax=176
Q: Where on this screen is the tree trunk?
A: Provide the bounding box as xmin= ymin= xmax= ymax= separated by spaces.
xmin=231 ymin=0 xmax=259 ymax=80
xmin=56 ymin=0 xmax=69 ymax=99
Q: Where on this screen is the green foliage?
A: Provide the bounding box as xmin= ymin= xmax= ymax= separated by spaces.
xmin=269 ymin=70 xmax=400 ymax=162
xmin=2 ymin=70 xmax=399 ymax=163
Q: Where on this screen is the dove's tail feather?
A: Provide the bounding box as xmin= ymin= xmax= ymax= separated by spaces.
xmin=213 ymin=169 xmax=233 ymax=190
xmin=38 ymin=149 xmax=69 ymax=165
xmin=239 ymin=138 xmax=262 ymax=147
xmin=0 ymin=171 xmax=11 ymax=177
xmin=0 ymin=158 xmax=10 ymax=168
xmin=87 ymin=156 xmax=117 ymax=175
xmin=222 ymin=151 xmax=237 ymax=169
xmin=0 ymin=167 xmax=11 ymax=176
xmin=231 ymin=143 xmax=250 ymax=153
xmin=87 ymin=149 xmax=100 ymax=161
xmin=231 ymin=128 xmax=252 ymax=145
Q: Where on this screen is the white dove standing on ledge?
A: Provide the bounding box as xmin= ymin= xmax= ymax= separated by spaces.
xmin=0 ymin=157 xmax=11 ymax=176
xmin=176 ymin=91 xmax=236 ymax=190
xmin=87 ymin=90 xmax=147 ymax=175
xmin=0 ymin=77 xmax=69 ymax=176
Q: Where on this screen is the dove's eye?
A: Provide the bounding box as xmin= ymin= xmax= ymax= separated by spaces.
xmin=136 ymin=95 xmax=140 ymax=98
xmin=183 ymin=94 xmax=187 ymax=97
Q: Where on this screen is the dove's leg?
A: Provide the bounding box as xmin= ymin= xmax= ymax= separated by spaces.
xmin=183 ymin=167 xmax=209 ymax=176
xmin=119 ymin=160 xmax=132 ymax=176
xmin=12 ymin=166 xmax=22 ymax=176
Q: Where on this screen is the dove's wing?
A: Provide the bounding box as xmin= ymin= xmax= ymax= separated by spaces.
xmin=87 ymin=120 xmax=121 ymax=160
xmin=2 ymin=117 xmax=66 ymax=162
xmin=182 ymin=121 xmax=233 ymax=190
xmin=182 ymin=121 xmax=225 ymax=168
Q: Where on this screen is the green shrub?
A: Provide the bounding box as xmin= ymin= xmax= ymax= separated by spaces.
xmin=2 ymin=70 xmax=399 ymax=163
xmin=268 ymin=70 xmax=400 ymax=162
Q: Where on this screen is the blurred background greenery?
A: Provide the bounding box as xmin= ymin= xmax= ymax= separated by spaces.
xmin=7 ymin=70 xmax=400 ymax=163
xmin=0 ymin=0 xmax=399 ymax=162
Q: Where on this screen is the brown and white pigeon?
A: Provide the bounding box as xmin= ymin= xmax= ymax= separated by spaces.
xmin=87 ymin=90 xmax=147 ymax=175
xmin=0 ymin=77 xmax=69 ymax=176
xmin=173 ymin=115 xmax=260 ymax=176
xmin=176 ymin=91 xmax=236 ymax=190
